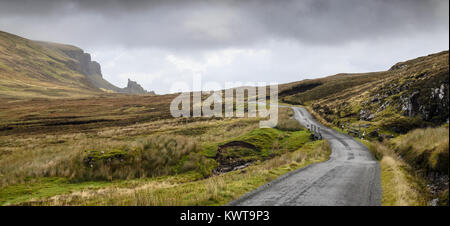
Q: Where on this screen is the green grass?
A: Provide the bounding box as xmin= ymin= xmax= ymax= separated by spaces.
xmin=0 ymin=170 xmax=217 ymax=206
xmin=204 ymin=128 xmax=310 ymax=162
xmin=278 ymin=130 xmax=311 ymax=151
xmin=236 ymin=128 xmax=282 ymax=150
xmin=0 ymin=177 xmax=111 ymax=206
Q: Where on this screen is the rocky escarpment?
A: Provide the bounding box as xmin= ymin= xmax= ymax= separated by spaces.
xmin=364 ymin=77 xmax=448 ymax=123
xmin=37 ymin=41 xmax=155 ymax=95
xmin=60 ymin=49 xmax=155 ymax=94
xmin=59 ymin=48 xmax=126 ymax=92
xmin=60 ymin=49 xmax=102 ymax=77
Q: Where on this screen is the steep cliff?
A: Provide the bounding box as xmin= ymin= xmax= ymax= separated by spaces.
xmin=37 ymin=41 xmax=153 ymax=94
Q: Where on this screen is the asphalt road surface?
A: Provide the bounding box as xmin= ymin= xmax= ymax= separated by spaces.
xmin=229 ymin=106 xmax=381 ymax=206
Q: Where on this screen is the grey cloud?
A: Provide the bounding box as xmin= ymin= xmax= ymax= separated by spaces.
xmin=0 ymin=0 xmax=447 ymax=49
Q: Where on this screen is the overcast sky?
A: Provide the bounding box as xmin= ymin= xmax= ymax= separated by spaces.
xmin=0 ymin=0 xmax=448 ymax=94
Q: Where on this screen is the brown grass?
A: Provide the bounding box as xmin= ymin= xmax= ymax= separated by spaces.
xmin=368 ymin=140 xmax=428 ymax=206
xmin=391 ymin=126 xmax=449 ymax=174
xmin=19 ymin=139 xmax=331 ymax=206
xmin=275 ymin=107 xmax=304 ymax=131
xmin=380 ymin=155 xmax=427 ymax=206
xmin=365 ymin=126 xmax=450 ymax=206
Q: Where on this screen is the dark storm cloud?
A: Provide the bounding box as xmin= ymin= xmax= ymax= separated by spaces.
xmin=0 ymin=0 xmax=447 ymax=49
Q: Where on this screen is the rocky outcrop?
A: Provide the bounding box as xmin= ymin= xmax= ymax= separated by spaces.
xmin=368 ymin=75 xmax=449 ymax=124
xmin=359 ymin=109 xmax=375 ymax=121
xmin=57 ymin=47 xmax=155 ymax=95
xmin=61 ymin=49 xmax=102 ymax=77
xmin=122 ymin=78 xmax=155 ymax=94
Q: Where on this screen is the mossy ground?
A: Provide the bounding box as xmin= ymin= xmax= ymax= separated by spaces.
xmin=0 ymin=177 xmax=111 ymax=205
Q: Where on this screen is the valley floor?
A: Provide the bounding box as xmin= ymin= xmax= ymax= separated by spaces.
xmin=0 ymin=95 xmax=447 ymax=206
xmin=0 ymin=97 xmax=331 ymax=206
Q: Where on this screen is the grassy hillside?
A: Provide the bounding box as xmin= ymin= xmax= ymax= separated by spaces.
xmin=0 ymin=30 xmax=135 ymax=99
xmin=280 ymin=51 xmax=449 ymax=137
xmin=0 ymin=31 xmax=105 ymax=98
xmin=35 ymin=41 xmax=127 ymax=93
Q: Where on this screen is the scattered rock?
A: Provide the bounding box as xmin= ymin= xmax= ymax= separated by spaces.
xmin=389 ymin=62 xmax=408 ymax=71
xmin=359 ymin=109 xmax=375 ymax=121
xmin=429 ymin=198 xmax=439 ymax=206
xmin=377 ymin=101 xmax=390 ymax=113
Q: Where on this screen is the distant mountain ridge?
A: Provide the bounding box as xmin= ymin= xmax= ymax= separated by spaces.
xmin=0 ymin=30 xmax=153 ymax=99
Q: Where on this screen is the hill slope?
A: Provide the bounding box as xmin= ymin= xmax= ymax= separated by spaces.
xmin=34 ymin=41 xmax=125 ymax=93
xmin=0 ymin=30 xmax=151 ymax=99
xmin=280 ymin=50 xmax=449 ymax=135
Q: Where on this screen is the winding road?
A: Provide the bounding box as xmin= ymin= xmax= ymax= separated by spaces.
xmin=229 ymin=106 xmax=381 ymax=206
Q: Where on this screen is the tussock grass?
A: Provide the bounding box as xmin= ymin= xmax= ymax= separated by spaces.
xmin=20 ymin=140 xmax=331 ymax=206
xmin=1 ymin=135 xmax=212 ymax=183
xmin=49 ymin=135 xmax=215 ymax=181
xmin=369 ymin=141 xmax=428 ymax=206
xmin=0 ymin=116 xmax=260 ymax=187
xmin=275 ymin=107 xmax=304 ymax=131
xmin=1 ymin=106 xmax=316 ymax=205
xmin=391 ymin=127 xmax=449 ymax=174
xmin=380 ymin=156 xmax=427 ymax=206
